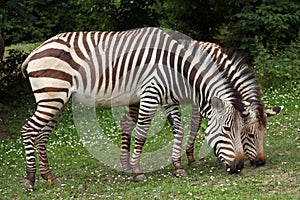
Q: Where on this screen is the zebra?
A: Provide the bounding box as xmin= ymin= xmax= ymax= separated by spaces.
xmin=21 ymin=27 xmax=249 ymax=190
xmin=119 ymin=41 xmax=283 ymax=174
xmin=192 ymin=42 xmax=283 ymax=166
xmin=179 ymin=41 xmax=283 ymax=166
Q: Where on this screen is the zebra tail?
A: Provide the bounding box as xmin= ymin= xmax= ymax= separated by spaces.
xmin=21 ymin=53 xmax=34 ymax=78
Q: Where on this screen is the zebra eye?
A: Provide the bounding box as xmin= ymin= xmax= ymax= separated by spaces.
xmin=243 ymin=117 xmax=252 ymax=124
xmin=248 ymin=134 xmax=255 ymax=138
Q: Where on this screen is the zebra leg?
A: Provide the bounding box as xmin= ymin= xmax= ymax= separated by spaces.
xmin=186 ymin=105 xmax=202 ymax=167
xmin=120 ymin=104 xmax=139 ymax=174
xmin=21 ymin=124 xmax=37 ymax=190
xmin=21 ymin=99 xmax=66 ymax=190
xmin=130 ymin=94 xmax=160 ymax=181
xmin=35 ymin=114 xmax=61 ymax=186
xmin=163 ymin=105 xmax=187 ymax=177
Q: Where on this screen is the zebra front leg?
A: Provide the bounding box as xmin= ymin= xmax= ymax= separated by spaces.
xmin=120 ymin=104 xmax=139 ymax=174
xmin=120 ymin=130 xmax=132 ymax=174
xmin=130 ymin=95 xmax=159 ymax=181
xmin=164 ymin=105 xmax=187 ymax=177
xmin=186 ymin=105 xmax=202 ymax=167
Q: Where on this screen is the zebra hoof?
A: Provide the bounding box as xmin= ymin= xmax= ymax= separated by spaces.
xmin=173 ymin=168 xmax=188 ymax=177
xmin=48 ymin=177 xmax=61 ymax=186
xmin=123 ymin=168 xmax=133 ymax=174
xmin=188 ymin=160 xmax=198 ymax=168
xmin=133 ymin=173 xmax=146 ymax=182
xmin=22 ymin=178 xmax=34 ymax=191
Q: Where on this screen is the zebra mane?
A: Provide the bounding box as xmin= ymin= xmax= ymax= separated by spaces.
xmin=203 ymin=42 xmax=266 ymax=123
xmin=159 ymin=34 xmax=248 ymax=114
xmin=181 ymin=42 xmax=246 ymax=114
xmin=200 ymin=42 xmax=263 ymax=102
xmin=221 ymin=49 xmax=265 ymax=107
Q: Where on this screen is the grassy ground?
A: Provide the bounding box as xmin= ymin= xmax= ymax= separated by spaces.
xmin=0 ymin=44 xmax=299 ymax=199
xmin=0 ymin=83 xmax=299 ymax=199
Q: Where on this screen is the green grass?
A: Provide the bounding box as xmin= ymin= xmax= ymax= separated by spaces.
xmin=0 ymin=83 xmax=299 ymax=199
xmin=4 ymin=43 xmax=41 ymax=56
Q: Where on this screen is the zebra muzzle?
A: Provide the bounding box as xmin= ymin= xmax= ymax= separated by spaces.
xmin=226 ymin=158 xmax=244 ymax=174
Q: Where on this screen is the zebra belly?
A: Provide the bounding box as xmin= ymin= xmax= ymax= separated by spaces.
xmin=72 ymin=89 xmax=141 ymax=108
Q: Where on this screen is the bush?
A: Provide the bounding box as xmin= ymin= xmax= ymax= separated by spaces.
xmin=225 ymin=0 xmax=300 ymax=55
xmin=0 ymin=49 xmax=29 ymax=98
xmin=0 ymin=0 xmax=85 ymax=45
xmin=0 ymin=34 xmax=4 ymax=61
xmin=253 ymin=34 xmax=300 ymax=88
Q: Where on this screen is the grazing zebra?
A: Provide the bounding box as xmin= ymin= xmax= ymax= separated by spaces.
xmin=120 ymin=41 xmax=283 ymax=172
xmin=21 ymin=27 xmax=249 ymax=190
xmin=192 ymin=42 xmax=283 ymax=166
xmin=184 ymin=41 xmax=283 ymax=166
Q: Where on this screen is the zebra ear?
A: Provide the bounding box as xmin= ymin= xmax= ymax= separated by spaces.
xmin=211 ymin=96 xmax=225 ymax=111
xmin=265 ymin=106 xmax=283 ymax=117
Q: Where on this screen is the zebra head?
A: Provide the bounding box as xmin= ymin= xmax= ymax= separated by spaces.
xmin=205 ymin=96 xmax=247 ymax=174
xmin=242 ymin=104 xmax=283 ymax=166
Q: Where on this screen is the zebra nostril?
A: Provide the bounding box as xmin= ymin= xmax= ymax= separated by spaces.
xmin=257 ymin=159 xmax=266 ymax=166
xmin=251 ymin=159 xmax=266 ymax=166
xmin=254 ymin=159 xmax=266 ymax=167
xmin=225 ymin=164 xmax=232 ymax=174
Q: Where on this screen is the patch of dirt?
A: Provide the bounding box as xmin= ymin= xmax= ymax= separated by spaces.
xmin=241 ymin=165 xmax=272 ymax=175
xmin=243 ymin=165 xmax=300 ymax=196
xmin=0 ymin=128 xmax=12 ymax=140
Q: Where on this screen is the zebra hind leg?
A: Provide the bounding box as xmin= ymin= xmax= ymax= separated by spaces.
xmin=35 ymin=116 xmax=61 ymax=186
xmin=21 ymin=101 xmax=65 ymax=190
xmin=21 ymin=124 xmax=37 ymax=190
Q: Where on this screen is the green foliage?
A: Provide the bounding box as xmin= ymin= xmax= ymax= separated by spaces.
xmin=253 ymin=33 xmax=300 ymax=88
xmin=0 ymin=34 xmax=4 ymax=61
xmin=159 ymin=0 xmax=227 ymax=41
xmin=0 ymin=0 xmax=162 ymax=45
xmin=0 ymin=49 xmax=29 ymax=97
xmin=70 ymin=0 xmax=114 ymax=31
xmin=78 ymin=0 xmax=161 ymax=31
xmin=109 ymin=0 xmax=161 ymax=31
xmin=226 ymin=0 xmax=300 ymax=54
xmin=0 ymin=0 xmax=83 ymax=45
